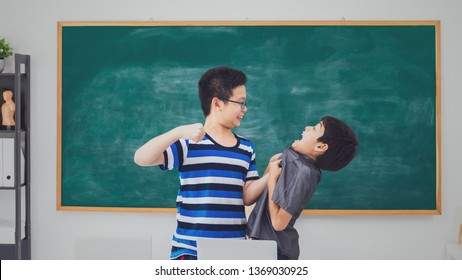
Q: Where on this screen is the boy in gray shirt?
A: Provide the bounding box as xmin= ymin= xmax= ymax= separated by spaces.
xmin=246 ymin=116 xmax=358 ymax=259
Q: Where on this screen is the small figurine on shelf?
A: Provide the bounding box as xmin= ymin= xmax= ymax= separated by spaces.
xmin=2 ymin=90 xmax=15 ymax=129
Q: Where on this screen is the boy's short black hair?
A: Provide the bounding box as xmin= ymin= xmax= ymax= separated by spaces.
xmin=316 ymin=116 xmax=359 ymax=171
xmin=198 ymin=66 xmax=247 ymax=117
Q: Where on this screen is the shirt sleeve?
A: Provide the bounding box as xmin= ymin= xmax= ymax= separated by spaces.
xmin=246 ymin=144 xmax=260 ymax=181
xmin=159 ymin=139 xmax=188 ymax=171
xmin=272 ymin=162 xmax=317 ymax=216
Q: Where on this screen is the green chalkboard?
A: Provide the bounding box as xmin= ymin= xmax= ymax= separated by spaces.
xmin=57 ymin=21 xmax=441 ymax=214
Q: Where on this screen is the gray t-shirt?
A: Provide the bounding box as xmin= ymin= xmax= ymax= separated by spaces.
xmin=246 ymin=147 xmax=322 ymax=259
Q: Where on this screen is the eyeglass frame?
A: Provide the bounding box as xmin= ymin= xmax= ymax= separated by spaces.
xmin=220 ymin=98 xmax=247 ymax=110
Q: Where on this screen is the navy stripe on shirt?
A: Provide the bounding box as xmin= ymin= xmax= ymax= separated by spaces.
xmin=178 ymin=221 xmax=246 ymax=232
xmin=181 ymin=183 xmax=243 ymax=192
xmin=178 ymin=203 xmax=245 ymax=212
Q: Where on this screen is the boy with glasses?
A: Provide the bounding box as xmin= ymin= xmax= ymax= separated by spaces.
xmin=134 ymin=66 xmax=272 ymax=260
xmin=246 ymin=116 xmax=358 ymax=260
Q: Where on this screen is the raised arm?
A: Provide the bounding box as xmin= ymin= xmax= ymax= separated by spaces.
xmin=134 ymin=123 xmax=205 ymax=166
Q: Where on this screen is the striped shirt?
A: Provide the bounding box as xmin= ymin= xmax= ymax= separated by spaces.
xmin=160 ymin=133 xmax=259 ymax=259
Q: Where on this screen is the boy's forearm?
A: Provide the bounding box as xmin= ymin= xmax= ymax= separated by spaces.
xmin=134 ymin=127 xmax=182 ymax=166
xmin=242 ymin=173 xmax=269 ymax=206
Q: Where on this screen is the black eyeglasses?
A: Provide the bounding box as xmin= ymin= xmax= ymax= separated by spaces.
xmin=221 ymin=98 xmax=247 ymax=110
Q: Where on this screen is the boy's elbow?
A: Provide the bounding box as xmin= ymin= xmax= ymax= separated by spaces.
xmin=133 ymin=154 xmax=143 ymax=166
xmin=243 ymin=196 xmax=256 ymax=206
xmin=134 ymin=151 xmax=150 ymax=166
xmin=271 ymin=219 xmax=288 ymax=231
xmin=269 ymin=205 xmax=291 ymax=231
xmin=134 ymin=151 xmax=164 ymax=167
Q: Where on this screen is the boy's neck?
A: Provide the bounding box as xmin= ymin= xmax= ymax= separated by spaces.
xmin=204 ymin=120 xmax=236 ymax=147
xmin=291 ymin=145 xmax=319 ymax=161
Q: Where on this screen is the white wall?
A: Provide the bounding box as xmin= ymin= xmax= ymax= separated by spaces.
xmin=1 ymin=0 xmax=461 ymax=259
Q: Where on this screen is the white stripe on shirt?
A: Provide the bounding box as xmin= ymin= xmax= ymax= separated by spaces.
xmin=166 ymin=148 xmax=175 ymax=170
xmin=180 ymin=176 xmax=244 ymax=186
xmin=180 ymin=196 xmax=244 ymax=205
xmin=171 ymin=240 xmax=196 ymax=251
xmin=174 ymin=233 xmax=246 ymax=242
xmin=246 ymin=170 xmax=259 ymax=178
xmin=238 ymin=143 xmax=254 ymax=154
xmin=184 ymin=156 xmax=250 ymax=168
xmin=178 ymin=215 xmax=246 ymax=225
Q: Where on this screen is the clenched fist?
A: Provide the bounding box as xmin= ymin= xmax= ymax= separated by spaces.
xmin=179 ymin=123 xmax=205 ymax=143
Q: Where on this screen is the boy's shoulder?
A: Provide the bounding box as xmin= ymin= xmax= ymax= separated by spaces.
xmin=233 ymin=134 xmax=257 ymax=155
xmin=234 ymin=133 xmax=254 ymax=145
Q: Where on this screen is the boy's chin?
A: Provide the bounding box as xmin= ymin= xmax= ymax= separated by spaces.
xmin=292 ymin=140 xmax=300 ymax=147
xmin=292 ymin=141 xmax=305 ymax=154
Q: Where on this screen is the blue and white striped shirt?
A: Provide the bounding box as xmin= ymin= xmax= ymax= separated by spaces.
xmin=161 ymin=133 xmax=259 ymax=259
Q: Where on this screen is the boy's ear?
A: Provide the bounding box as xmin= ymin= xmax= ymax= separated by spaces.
xmin=315 ymin=142 xmax=328 ymax=153
xmin=211 ymin=97 xmax=222 ymax=111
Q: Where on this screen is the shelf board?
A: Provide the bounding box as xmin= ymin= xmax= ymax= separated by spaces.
xmin=0 ymin=182 xmax=29 ymax=189
xmin=0 ymin=73 xmax=27 ymax=77
xmin=0 ymin=130 xmax=26 ymax=138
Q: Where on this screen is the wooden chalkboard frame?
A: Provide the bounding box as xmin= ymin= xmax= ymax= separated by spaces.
xmin=57 ymin=21 xmax=441 ymax=215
